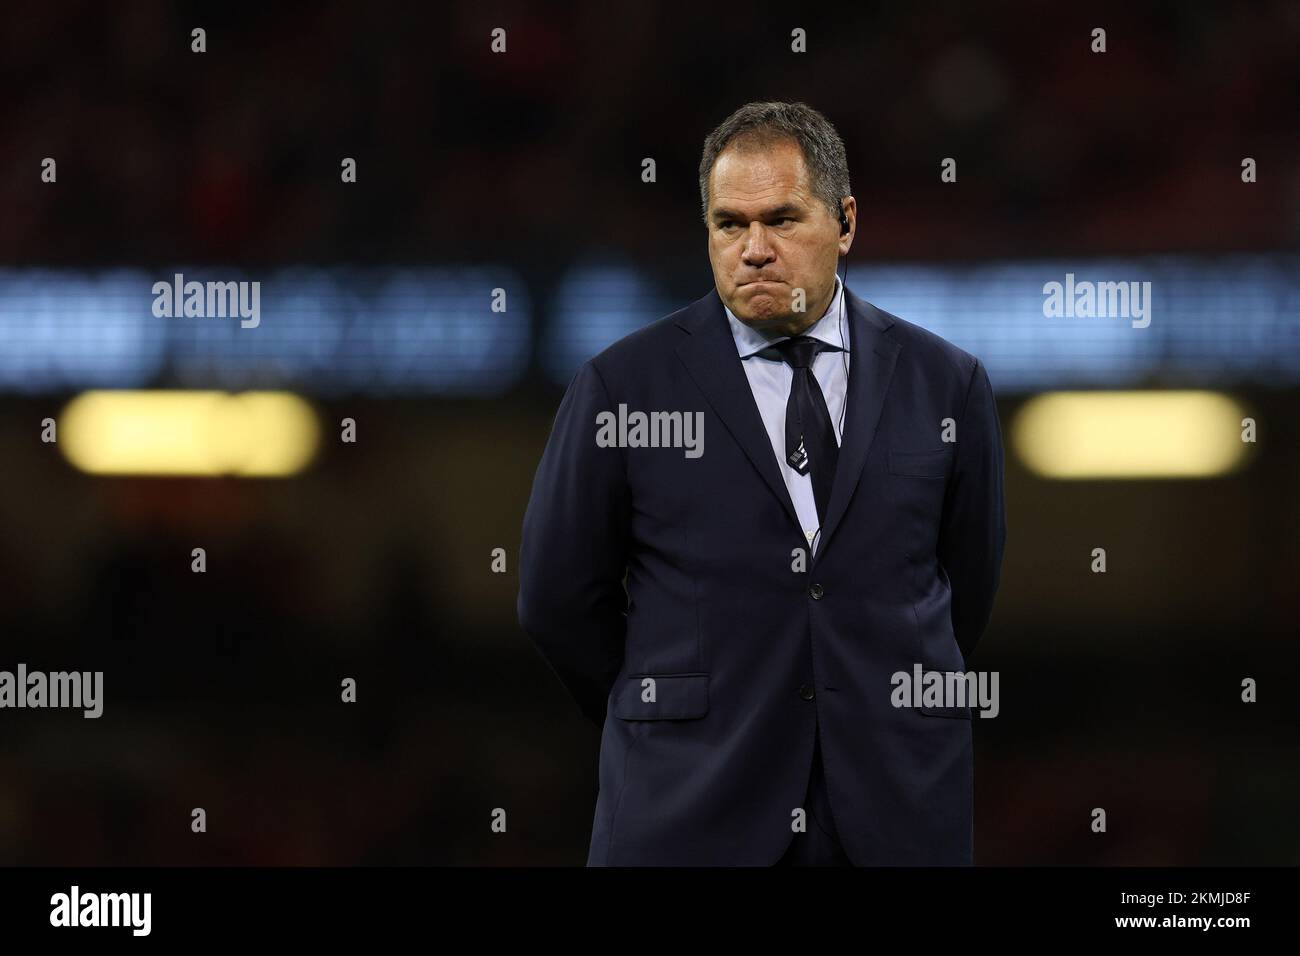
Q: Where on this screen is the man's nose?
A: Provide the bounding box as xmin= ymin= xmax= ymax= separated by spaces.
xmin=740 ymin=223 xmax=775 ymax=265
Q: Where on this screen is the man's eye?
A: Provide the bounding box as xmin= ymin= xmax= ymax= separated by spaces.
xmin=776 ymin=217 xmax=795 ymax=226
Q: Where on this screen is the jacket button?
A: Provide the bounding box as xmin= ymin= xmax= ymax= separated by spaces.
xmin=808 ymin=583 xmax=824 ymax=600
xmin=799 ymin=684 xmax=815 ymax=701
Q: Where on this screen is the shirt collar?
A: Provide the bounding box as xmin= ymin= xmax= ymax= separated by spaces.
xmin=724 ymin=274 xmax=848 ymax=360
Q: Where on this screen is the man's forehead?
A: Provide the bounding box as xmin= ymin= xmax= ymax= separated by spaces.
xmin=713 ymin=139 xmax=808 ymax=187
xmin=709 ymin=141 xmax=813 ymax=213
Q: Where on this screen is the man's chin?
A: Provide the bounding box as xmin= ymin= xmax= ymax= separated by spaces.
xmin=732 ymin=292 xmax=788 ymax=322
xmin=736 ymin=305 xmax=793 ymax=328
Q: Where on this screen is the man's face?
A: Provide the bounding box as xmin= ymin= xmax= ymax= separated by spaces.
xmin=706 ymin=137 xmax=853 ymax=337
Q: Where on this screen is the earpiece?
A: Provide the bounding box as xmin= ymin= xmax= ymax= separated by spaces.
xmin=838 ymin=200 xmax=849 ymax=236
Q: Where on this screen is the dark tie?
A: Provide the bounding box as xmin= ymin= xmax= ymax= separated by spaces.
xmin=765 ymin=336 xmax=840 ymax=528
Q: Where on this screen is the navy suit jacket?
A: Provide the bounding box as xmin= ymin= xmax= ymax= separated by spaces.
xmin=518 ymin=285 xmax=1007 ymax=866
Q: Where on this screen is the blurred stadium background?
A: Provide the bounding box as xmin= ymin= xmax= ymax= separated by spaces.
xmin=1 ymin=2 xmax=1298 ymax=864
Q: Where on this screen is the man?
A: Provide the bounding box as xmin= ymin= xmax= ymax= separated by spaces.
xmin=518 ymin=101 xmax=1006 ymax=866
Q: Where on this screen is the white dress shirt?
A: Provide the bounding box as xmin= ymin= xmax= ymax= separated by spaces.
xmin=723 ymin=275 xmax=850 ymax=556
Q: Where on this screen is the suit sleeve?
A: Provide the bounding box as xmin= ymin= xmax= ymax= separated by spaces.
xmin=517 ymin=360 xmax=632 ymax=727
xmin=937 ymin=357 xmax=1007 ymax=662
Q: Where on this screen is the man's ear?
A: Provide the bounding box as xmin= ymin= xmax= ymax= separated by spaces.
xmin=838 ymin=196 xmax=857 ymax=251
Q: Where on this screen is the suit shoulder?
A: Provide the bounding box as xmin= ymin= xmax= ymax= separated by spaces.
xmin=586 ymin=306 xmax=694 ymax=375
xmin=877 ymin=307 xmax=982 ymax=382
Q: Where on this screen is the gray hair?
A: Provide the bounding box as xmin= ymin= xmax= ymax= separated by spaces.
xmin=698 ymin=101 xmax=850 ymax=225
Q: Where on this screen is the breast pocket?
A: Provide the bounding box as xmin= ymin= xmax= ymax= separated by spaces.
xmin=888 ymin=448 xmax=953 ymax=478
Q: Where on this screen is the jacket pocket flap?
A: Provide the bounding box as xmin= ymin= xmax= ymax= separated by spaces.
xmin=920 ymin=702 xmax=973 ymax=719
xmin=614 ymin=673 xmax=709 ymax=720
xmin=889 ymin=448 xmax=952 ymax=477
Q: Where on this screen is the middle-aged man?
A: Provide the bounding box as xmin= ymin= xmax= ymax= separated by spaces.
xmin=518 ymin=101 xmax=1007 ymax=866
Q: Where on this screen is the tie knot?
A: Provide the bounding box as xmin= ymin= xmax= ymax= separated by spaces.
xmin=769 ymin=335 xmax=832 ymax=369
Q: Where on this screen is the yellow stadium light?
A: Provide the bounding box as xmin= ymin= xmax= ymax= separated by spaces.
xmin=1012 ymin=390 xmax=1250 ymax=479
xmin=59 ymin=391 xmax=320 ymax=477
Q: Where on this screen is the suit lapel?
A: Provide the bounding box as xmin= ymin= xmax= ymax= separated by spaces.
xmin=673 ymin=287 xmax=902 ymax=560
xmin=674 ymin=291 xmax=802 ymax=535
xmin=813 ymin=289 xmax=901 ymax=564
